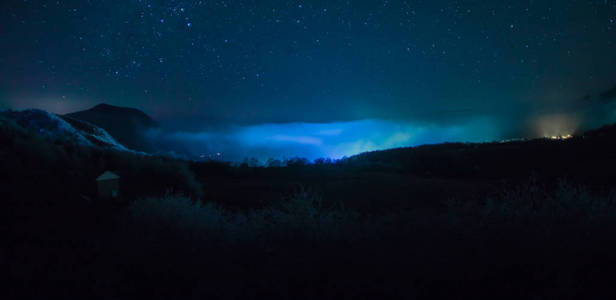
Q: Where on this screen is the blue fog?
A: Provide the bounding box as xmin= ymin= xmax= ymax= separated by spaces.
xmin=149 ymin=118 xmax=502 ymax=162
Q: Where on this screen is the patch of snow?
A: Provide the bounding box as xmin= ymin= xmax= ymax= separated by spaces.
xmin=0 ymin=109 xmax=133 ymax=152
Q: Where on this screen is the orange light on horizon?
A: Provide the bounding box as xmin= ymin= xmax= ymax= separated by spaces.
xmin=547 ymin=134 xmax=573 ymax=140
xmin=536 ymin=114 xmax=578 ymax=140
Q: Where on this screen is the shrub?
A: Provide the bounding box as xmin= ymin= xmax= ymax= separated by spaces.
xmin=124 ymin=180 xmax=616 ymax=248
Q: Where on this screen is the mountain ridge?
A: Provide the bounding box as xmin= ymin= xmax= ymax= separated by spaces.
xmin=65 ymin=103 xmax=156 ymax=152
xmin=0 ymin=109 xmax=129 ymax=151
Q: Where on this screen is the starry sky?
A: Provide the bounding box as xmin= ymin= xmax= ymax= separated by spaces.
xmin=1 ymin=0 xmax=616 ymax=159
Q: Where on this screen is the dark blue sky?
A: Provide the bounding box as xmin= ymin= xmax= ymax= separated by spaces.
xmin=1 ymin=0 xmax=616 ymax=138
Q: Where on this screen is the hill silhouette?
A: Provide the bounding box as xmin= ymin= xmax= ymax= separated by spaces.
xmin=341 ymin=130 xmax=616 ymax=187
xmin=5 ymin=113 xmax=616 ymax=299
xmin=65 ymin=104 xmax=156 ymax=152
xmin=0 ymin=109 xmax=129 ymax=151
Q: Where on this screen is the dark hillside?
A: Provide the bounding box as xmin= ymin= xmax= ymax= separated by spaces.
xmin=5 ymin=117 xmax=616 ymax=299
xmin=0 ymin=117 xmax=201 ymax=205
xmin=346 ymin=131 xmax=616 ymax=187
xmin=65 ymin=104 xmax=156 ymax=152
xmin=188 ymin=126 xmax=616 ymax=212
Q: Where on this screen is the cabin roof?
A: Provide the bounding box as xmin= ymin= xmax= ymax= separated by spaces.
xmin=97 ymin=171 xmax=120 ymax=181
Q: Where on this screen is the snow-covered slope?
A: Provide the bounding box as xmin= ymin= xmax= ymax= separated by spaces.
xmin=0 ymin=109 xmax=130 ymax=151
xmin=65 ymin=103 xmax=156 ymax=152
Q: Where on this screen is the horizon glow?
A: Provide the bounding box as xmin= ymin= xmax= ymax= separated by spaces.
xmin=149 ymin=118 xmax=502 ymax=162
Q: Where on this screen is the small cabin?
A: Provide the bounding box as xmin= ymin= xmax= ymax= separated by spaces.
xmin=96 ymin=171 xmax=120 ymax=200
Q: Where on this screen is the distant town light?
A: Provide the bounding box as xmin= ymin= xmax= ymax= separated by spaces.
xmin=547 ymin=134 xmax=572 ymax=140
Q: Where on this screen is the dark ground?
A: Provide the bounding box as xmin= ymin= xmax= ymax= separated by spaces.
xmin=4 ymin=119 xmax=616 ymax=299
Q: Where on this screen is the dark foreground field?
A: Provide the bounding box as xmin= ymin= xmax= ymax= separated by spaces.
xmin=4 ymin=118 xmax=616 ymax=299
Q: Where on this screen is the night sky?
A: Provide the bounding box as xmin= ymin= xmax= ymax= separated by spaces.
xmin=2 ymin=0 xmax=616 ymax=159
